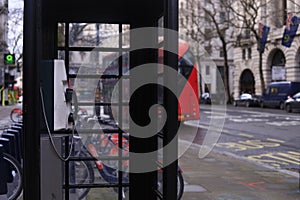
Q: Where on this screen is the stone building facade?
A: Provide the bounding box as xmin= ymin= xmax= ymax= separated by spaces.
xmin=179 ymin=0 xmax=235 ymax=98
xmin=233 ymin=0 xmax=300 ymax=98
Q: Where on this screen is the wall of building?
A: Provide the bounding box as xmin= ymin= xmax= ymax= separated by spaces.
xmin=179 ymin=0 xmax=235 ymax=99
xmin=233 ymin=0 xmax=300 ymax=99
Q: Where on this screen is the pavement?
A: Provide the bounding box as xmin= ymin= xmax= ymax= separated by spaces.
xmin=0 ymin=104 xmax=299 ymax=200
xmin=178 ymin=140 xmax=300 ymax=200
xmin=0 ymin=104 xmax=19 ymax=130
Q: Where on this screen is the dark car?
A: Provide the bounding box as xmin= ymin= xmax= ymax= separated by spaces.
xmin=284 ymin=92 xmax=300 ymax=113
xmin=233 ymin=93 xmax=259 ymax=107
xmin=260 ymin=81 xmax=300 ymax=109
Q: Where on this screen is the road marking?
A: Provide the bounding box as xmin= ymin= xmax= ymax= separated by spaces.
xmin=238 ymin=133 xmax=254 ymax=138
xmin=222 ymin=129 xmax=230 ymax=134
xmin=184 ymin=184 xmax=207 ymax=192
xmin=203 ymin=109 xmax=300 ymax=126
xmin=266 ymin=121 xmax=300 ymax=126
xmin=216 ymin=139 xmax=281 ymax=151
xmin=277 ymin=152 xmax=299 ymax=162
xmin=229 ymin=118 xmax=269 ymax=123
xmin=239 ymin=181 xmax=266 ymax=191
xmin=203 ymin=106 xmax=300 ymax=119
xmin=247 ymin=151 xmax=300 ymax=167
xmin=266 ymin=138 xmax=285 ymax=143
xmin=186 ymin=114 xmax=299 ymax=170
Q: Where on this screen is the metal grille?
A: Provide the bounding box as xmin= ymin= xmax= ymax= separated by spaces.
xmin=58 ymin=22 xmax=179 ymax=199
xmin=58 ymin=23 xmax=130 ymax=200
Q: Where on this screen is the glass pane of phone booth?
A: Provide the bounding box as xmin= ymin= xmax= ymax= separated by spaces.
xmin=58 ymin=23 xmax=131 ymax=200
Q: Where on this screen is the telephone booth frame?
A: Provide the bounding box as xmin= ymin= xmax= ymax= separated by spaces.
xmin=24 ymin=0 xmax=179 ymax=199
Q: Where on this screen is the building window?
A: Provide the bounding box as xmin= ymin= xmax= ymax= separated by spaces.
xmin=205 ymin=83 xmax=211 ymax=93
xmin=185 ymin=16 xmax=189 ymax=25
xmin=206 ymin=65 xmax=210 ymax=75
xmin=282 ymin=0 xmax=287 ymax=26
xmin=240 ymin=29 xmax=251 ymax=39
xmin=204 ymin=46 xmax=212 ymax=55
xmin=219 ymin=12 xmax=226 ymax=23
xmin=205 ymin=12 xmax=211 ymax=23
xmin=220 ymin=49 xmax=224 ymax=57
xmin=272 ymin=50 xmax=285 ymax=66
xmin=220 ymin=29 xmax=226 ymax=36
xmin=204 ymin=28 xmax=211 ymax=40
xmin=180 ymin=17 xmax=184 ymax=27
xmin=248 ymin=48 xmax=252 ymax=59
xmin=242 ymin=49 xmax=246 ymax=60
xmin=274 ymin=0 xmax=287 ymax=27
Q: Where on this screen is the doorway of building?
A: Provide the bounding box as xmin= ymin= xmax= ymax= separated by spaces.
xmin=239 ymin=69 xmax=255 ymax=94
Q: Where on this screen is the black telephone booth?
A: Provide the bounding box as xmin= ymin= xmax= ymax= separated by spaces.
xmin=24 ymin=0 xmax=179 ymax=199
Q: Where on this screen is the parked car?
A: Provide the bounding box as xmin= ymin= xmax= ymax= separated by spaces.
xmin=260 ymin=81 xmax=300 ymax=109
xmin=233 ymin=93 xmax=259 ymax=107
xmin=284 ymin=92 xmax=300 ymax=113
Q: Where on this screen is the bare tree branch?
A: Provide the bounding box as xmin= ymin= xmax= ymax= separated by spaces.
xmin=8 ymin=6 xmax=23 ymax=62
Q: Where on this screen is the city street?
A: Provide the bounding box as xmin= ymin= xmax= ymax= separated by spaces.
xmin=183 ymin=104 xmax=300 ymax=174
xmin=177 ymin=104 xmax=300 ymax=199
xmin=8 ymin=0 xmax=300 ymax=199
xmin=0 ymin=104 xmax=299 ymax=199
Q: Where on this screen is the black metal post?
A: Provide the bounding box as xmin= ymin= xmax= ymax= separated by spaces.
xmin=0 ymin=144 xmax=8 ymax=195
xmin=23 ymin=0 xmax=42 ymax=199
xmin=129 ymin=23 xmax=158 ymax=200
xmin=163 ymin=0 xmax=178 ymax=199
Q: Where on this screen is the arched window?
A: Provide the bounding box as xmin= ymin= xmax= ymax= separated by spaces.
xmin=271 ymin=50 xmax=286 ymax=81
xmin=273 ymin=0 xmax=287 ymax=27
xmin=272 ymin=50 xmax=285 ymax=66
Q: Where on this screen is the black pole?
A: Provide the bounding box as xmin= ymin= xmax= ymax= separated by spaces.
xmin=163 ymin=0 xmax=178 ymax=199
xmin=23 ymin=0 xmax=41 ymax=199
xmin=129 ymin=23 xmax=158 ymax=200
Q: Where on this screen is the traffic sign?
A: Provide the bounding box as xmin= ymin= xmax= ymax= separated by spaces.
xmin=4 ymin=54 xmax=15 ymax=65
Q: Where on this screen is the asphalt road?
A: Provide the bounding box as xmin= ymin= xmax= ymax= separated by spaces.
xmin=183 ymin=104 xmax=300 ymax=174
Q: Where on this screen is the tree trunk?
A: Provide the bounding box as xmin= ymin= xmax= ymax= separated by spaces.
xmin=222 ymin=40 xmax=231 ymax=104
xmin=258 ymin=48 xmax=265 ymax=95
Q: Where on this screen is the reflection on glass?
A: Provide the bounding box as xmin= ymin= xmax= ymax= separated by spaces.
xmin=57 ymin=23 xmax=65 ymax=47
xmin=69 ymin=51 xmax=120 ymax=75
xmin=58 ymin=50 xmax=65 ymax=60
xmin=69 ymin=23 xmax=120 ymax=48
xmin=122 ymin=24 xmax=130 ymax=48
